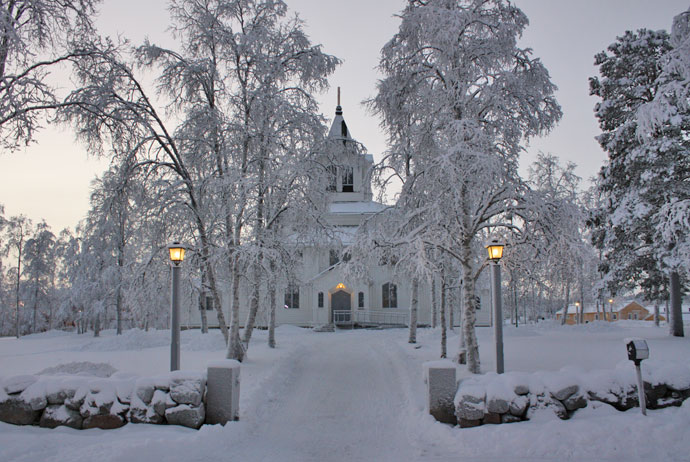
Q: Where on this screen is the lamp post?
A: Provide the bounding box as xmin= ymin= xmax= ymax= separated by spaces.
xmin=575 ymin=301 xmax=580 ymax=324
xmin=168 ymin=242 xmax=186 ymax=371
xmin=486 ymin=239 xmax=505 ymax=374
xmin=609 ymin=298 xmax=614 ymax=322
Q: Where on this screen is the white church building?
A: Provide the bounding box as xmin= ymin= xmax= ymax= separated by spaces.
xmin=186 ymin=101 xmax=491 ymax=329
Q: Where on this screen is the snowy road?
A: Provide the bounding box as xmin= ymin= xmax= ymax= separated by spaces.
xmin=227 ymin=332 xmax=434 ymax=461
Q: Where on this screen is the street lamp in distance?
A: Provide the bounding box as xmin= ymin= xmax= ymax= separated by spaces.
xmin=485 ymin=239 xmax=505 ymax=374
xmin=168 ymin=242 xmax=186 ymax=371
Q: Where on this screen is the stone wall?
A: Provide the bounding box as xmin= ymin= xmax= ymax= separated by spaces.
xmin=0 ymin=371 xmax=207 ymax=430
xmin=453 ymin=361 xmax=690 ymax=428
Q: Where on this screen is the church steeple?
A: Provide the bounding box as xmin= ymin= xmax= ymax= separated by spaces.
xmin=328 ymin=87 xmax=353 ymax=141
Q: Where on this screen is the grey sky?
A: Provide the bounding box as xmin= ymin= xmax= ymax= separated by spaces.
xmin=0 ymin=0 xmax=687 ymax=231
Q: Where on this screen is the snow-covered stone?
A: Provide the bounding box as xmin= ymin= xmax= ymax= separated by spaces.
xmin=509 ymin=395 xmax=529 ymax=417
xmin=20 ymin=382 xmax=47 ymax=411
xmin=0 ymin=396 xmax=41 ymax=425
xmin=169 ymin=372 xmax=205 ymax=407
xmin=165 ymin=404 xmax=205 ymax=429
xmin=3 ymin=375 xmax=38 ymax=395
xmin=40 ymin=404 xmax=83 ymax=429
xmin=455 ymin=383 xmax=485 ymax=421
xmin=151 ymin=389 xmax=173 ymax=417
xmin=82 ymin=413 xmax=126 ymax=430
xmin=563 ymin=393 xmax=587 ymax=411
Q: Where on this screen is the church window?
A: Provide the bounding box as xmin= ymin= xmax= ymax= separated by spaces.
xmin=358 ymin=292 xmax=364 ymax=308
xmin=326 ymin=165 xmax=337 ymax=192
xmin=284 ymin=284 xmax=300 ymax=309
xmin=342 ymin=166 xmax=354 ymax=192
xmin=318 ymin=292 xmax=324 ymax=308
xmin=475 ymin=296 xmax=481 ymax=310
xmin=341 ymin=120 xmax=348 ymax=138
xmin=382 ymin=283 xmax=397 ymax=308
xmin=329 ymin=249 xmax=340 ymax=266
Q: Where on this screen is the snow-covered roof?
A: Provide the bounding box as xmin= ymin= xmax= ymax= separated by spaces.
xmin=329 ymin=201 xmax=388 ymax=214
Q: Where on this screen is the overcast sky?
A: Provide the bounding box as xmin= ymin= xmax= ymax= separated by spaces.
xmin=0 ymin=0 xmax=688 ymax=232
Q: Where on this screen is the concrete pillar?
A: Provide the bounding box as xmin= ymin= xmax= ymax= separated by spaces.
xmin=205 ymin=360 xmax=240 ymax=425
xmin=424 ymin=360 xmax=457 ymax=425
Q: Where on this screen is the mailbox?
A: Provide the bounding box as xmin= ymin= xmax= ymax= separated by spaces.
xmin=626 ymin=339 xmax=649 ymax=363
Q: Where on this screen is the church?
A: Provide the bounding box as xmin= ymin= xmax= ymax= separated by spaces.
xmin=186 ymin=98 xmax=491 ymax=329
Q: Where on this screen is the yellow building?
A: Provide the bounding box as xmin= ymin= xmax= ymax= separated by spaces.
xmin=555 ymin=301 xmax=666 ymax=324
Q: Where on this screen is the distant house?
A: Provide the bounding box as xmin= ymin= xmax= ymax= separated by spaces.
xmin=555 ymin=301 xmax=666 ymax=324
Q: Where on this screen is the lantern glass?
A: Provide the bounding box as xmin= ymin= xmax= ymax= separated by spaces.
xmin=486 ymin=242 xmax=504 ymax=262
xmin=336 ymin=283 xmax=346 ymax=290
xmin=168 ymin=244 xmax=186 ymax=265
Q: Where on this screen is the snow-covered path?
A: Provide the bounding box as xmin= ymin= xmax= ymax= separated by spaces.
xmin=227 ymin=332 xmax=432 ymax=461
xmin=2 ymin=325 xmax=690 ymax=462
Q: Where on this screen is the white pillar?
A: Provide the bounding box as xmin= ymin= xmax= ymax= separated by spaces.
xmin=206 ymin=360 xmax=241 ymax=424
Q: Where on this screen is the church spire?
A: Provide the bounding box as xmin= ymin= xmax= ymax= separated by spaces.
xmin=328 ymin=86 xmax=352 ymax=141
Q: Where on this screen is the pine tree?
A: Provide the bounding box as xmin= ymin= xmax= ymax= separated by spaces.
xmin=589 ymin=29 xmax=672 ymax=298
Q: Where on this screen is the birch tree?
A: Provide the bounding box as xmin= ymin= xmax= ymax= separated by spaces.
xmin=0 ymin=0 xmax=98 ymax=150
xmin=369 ymin=0 xmax=560 ymax=373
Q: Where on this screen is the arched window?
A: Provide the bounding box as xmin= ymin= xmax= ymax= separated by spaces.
xmin=284 ymin=284 xmax=300 ymax=309
xmin=358 ymin=292 xmax=364 ymax=308
xmin=382 ymin=283 xmax=397 ymax=308
xmin=342 ymin=166 xmax=354 ymax=192
xmin=318 ymin=292 xmax=324 ymax=308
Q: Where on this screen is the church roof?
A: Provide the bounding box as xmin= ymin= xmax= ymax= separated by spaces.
xmin=327 ymin=104 xmax=354 ymax=141
xmin=329 ymin=201 xmax=388 ymax=214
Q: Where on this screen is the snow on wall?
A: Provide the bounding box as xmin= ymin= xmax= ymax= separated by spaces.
xmin=0 ymin=370 xmax=207 ymax=430
xmin=452 ymin=360 xmax=690 ymax=427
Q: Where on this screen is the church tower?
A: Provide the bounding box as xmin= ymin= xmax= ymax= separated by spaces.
xmin=322 ymin=88 xmax=375 ymax=205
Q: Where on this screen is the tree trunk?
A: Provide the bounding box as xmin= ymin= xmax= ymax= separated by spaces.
xmin=578 ymin=277 xmax=585 ymax=324
xmin=665 ymin=298 xmax=669 ymax=325
xmin=94 ymin=313 xmax=101 ymax=337
xmin=456 ymin=279 xmax=466 ymax=364
xmin=226 ymin=256 xmax=245 ymax=361
xmin=115 ymin=283 xmax=123 ymax=335
xmin=408 ymin=278 xmax=418 ymax=344
xmin=512 ymin=275 xmax=519 ymax=327
xmin=440 ymin=280 xmax=447 ymax=358
xmin=268 ymin=284 xmax=276 ymax=349
xmin=654 ymin=301 xmax=660 ymax=327
xmin=560 ymin=281 xmax=571 ymax=325
xmin=431 ymin=278 xmax=438 ymax=329
xmin=669 ymin=271 xmax=684 ymax=337
xmin=242 ymin=261 xmax=262 ymax=348
xmin=462 ymin=274 xmax=480 ymax=374
xmin=15 ymin=244 xmax=22 ymax=339
xmin=32 ymin=278 xmax=39 ymax=333
xmin=199 ymin=289 xmax=209 ymax=334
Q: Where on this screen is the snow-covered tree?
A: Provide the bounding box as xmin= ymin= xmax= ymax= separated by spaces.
xmin=0 ymin=0 xmax=98 ymax=150
xmin=589 ymin=28 xmax=672 ymax=302
xmin=369 ymin=0 xmax=560 ymax=373
xmin=636 ymin=9 xmax=690 ymax=337
xmin=22 ymin=221 xmax=56 ymax=333
xmin=3 ymin=214 xmax=32 ymax=337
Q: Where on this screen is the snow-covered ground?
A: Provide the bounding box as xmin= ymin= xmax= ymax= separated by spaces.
xmin=1 ymin=322 xmax=689 ymax=461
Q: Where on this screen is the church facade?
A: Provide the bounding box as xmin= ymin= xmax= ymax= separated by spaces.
xmin=186 ymin=102 xmax=491 ymax=329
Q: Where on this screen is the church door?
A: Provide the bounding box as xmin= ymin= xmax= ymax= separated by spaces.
xmin=331 ymin=290 xmax=351 ymax=323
